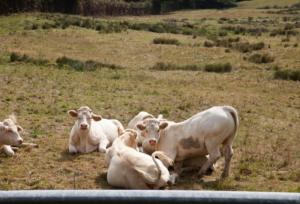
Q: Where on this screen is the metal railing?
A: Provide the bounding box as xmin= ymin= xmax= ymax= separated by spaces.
xmin=0 ymin=190 xmax=299 ymax=204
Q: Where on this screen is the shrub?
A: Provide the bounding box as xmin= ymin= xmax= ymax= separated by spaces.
xmin=150 ymin=62 xmax=202 ymax=71
xmin=56 ymin=56 xmax=123 ymax=71
xmin=204 ymin=63 xmax=232 ymax=73
xmin=204 ymin=40 xmax=215 ymax=47
xmin=248 ymin=53 xmax=274 ymax=64
xmin=153 ymin=37 xmax=180 ymax=45
xmin=10 ymin=52 xmax=49 ymax=65
xmin=56 ymin=56 xmax=85 ymax=71
xmin=274 ymin=69 xmax=300 ymax=81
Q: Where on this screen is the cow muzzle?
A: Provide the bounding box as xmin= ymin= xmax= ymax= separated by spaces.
xmin=149 ymin=139 xmax=157 ymax=146
xmin=80 ymin=124 xmax=88 ymax=130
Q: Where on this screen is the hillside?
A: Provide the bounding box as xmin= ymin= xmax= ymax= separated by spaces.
xmin=0 ymin=1 xmax=299 ymax=191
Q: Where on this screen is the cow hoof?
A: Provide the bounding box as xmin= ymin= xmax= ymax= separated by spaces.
xmin=205 ymin=167 xmax=214 ymax=176
xmin=99 ymin=148 xmax=106 ymax=153
xmin=5 ymin=151 xmax=15 ymax=157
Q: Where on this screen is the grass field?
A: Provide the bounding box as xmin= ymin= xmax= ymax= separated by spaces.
xmin=0 ymin=0 xmax=299 ymax=191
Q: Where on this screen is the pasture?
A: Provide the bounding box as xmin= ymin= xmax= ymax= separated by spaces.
xmin=0 ymin=0 xmax=299 ymax=191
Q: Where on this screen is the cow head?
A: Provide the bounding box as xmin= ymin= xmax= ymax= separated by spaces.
xmin=136 ymin=118 xmax=168 ymax=154
xmin=0 ymin=116 xmax=23 ymax=146
xmin=119 ymin=129 xmax=138 ymax=149
xmin=68 ymin=106 xmax=102 ymax=132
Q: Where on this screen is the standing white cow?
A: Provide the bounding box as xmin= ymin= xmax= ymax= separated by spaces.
xmin=105 ymin=129 xmax=173 ymax=189
xmin=68 ymin=106 xmax=124 ymax=154
xmin=141 ymin=106 xmax=239 ymax=180
xmin=127 ymin=111 xmax=167 ymax=154
xmin=0 ymin=114 xmax=24 ymax=156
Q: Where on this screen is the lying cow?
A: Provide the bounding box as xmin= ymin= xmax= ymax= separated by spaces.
xmin=105 ymin=129 xmax=173 ymax=189
xmin=127 ymin=111 xmax=167 ymax=154
xmin=68 ymin=106 xmax=124 ymax=154
xmin=0 ymin=114 xmax=24 ymax=156
xmin=140 ymin=106 xmax=239 ymax=180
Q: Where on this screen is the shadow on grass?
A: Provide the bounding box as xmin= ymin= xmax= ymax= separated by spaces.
xmin=95 ymin=172 xmax=112 ymax=189
xmin=58 ymin=149 xmax=81 ymax=162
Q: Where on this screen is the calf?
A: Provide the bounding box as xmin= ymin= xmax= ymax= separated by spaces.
xmin=68 ymin=106 xmax=124 ymax=154
xmin=0 ymin=114 xmax=24 ymax=156
xmin=105 ymin=129 xmax=173 ymax=189
xmin=142 ymin=106 xmax=239 ymax=180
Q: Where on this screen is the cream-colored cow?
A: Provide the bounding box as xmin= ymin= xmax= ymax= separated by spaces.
xmin=68 ymin=106 xmax=124 ymax=154
xmin=128 ymin=111 xmax=167 ymax=154
xmin=141 ymin=106 xmax=239 ymax=182
xmin=105 ymin=129 xmax=173 ymax=189
xmin=0 ymin=114 xmax=24 ymax=156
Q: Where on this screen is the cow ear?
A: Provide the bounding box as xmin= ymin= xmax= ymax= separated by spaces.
xmin=159 ymin=122 xmax=168 ymax=130
xmin=92 ymin=113 xmax=102 ymax=121
xmin=136 ymin=122 xmax=146 ymax=131
xmin=68 ymin=110 xmax=78 ymax=117
xmin=17 ymin=125 xmax=23 ymax=132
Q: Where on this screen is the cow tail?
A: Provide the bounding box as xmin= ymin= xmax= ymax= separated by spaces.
xmin=223 ymin=106 xmax=239 ymax=146
xmin=151 ymin=151 xmax=162 ymax=185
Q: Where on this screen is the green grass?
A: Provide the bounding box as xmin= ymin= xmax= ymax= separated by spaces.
xmin=0 ymin=2 xmax=299 ymax=191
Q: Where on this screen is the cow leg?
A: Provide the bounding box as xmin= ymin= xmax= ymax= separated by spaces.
xmin=69 ymin=143 xmax=78 ymax=154
xmin=3 ymin=145 xmax=15 ymax=156
xmin=221 ymin=145 xmax=233 ymax=178
xmin=198 ymin=145 xmax=221 ymax=177
xmin=99 ymin=139 xmax=109 ymax=153
xmin=169 ymin=161 xmax=182 ymax=185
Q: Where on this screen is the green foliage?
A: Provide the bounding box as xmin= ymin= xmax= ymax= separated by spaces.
xmin=274 ymin=69 xmax=300 ymax=81
xmin=0 ymin=0 xmax=240 ymax=16
xmin=10 ymin=52 xmax=49 ymax=65
xmin=204 ymin=62 xmax=232 ymax=73
xmin=56 ymin=56 xmax=123 ymax=71
xmin=151 ymin=62 xmax=202 ymax=71
xmin=248 ymin=53 xmax=274 ymax=64
xmin=153 ymin=37 xmax=180 ymax=45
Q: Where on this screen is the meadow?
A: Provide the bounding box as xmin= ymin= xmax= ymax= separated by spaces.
xmin=0 ymin=0 xmax=299 ymax=191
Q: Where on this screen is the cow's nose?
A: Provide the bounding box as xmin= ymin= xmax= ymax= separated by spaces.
xmin=18 ymin=139 xmax=23 ymax=145
xmin=80 ymin=124 xmax=88 ymax=130
xmin=149 ymin=139 xmax=157 ymax=146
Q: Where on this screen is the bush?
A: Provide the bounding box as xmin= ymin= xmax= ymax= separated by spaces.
xmin=10 ymin=52 xmax=49 ymax=65
xmin=150 ymin=62 xmax=202 ymax=71
xmin=204 ymin=63 xmax=232 ymax=73
xmin=56 ymin=56 xmax=123 ymax=71
xmin=274 ymin=69 xmax=300 ymax=81
xmin=56 ymin=56 xmax=85 ymax=71
xmin=204 ymin=40 xmax=215 ymax=47
xmin=248 ymin=53 xmax=274 ymax=64
xmin=153 ymin=37 xmax=180 ymax=45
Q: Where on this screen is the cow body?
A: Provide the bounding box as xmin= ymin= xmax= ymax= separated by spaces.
xmin=68 ymin=106 xmax=124 ymax=154
xmin=105 ymin=129 xmax=172 ymax=189
xmin=157 ymin=106 xmax=238 ymax=179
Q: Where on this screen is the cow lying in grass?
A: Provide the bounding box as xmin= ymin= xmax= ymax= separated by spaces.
xmin=0 ymin=115 xmax=38 ymax=156
xmin=0 ymin=114 xmax=24 ymax=156
xmin=138 ymin=106 xmax=239 ymax=182
xmin=68 ymin=106 xmax=124 ymax=154
xmin=105 ymin=129 xmax=173 ymax=189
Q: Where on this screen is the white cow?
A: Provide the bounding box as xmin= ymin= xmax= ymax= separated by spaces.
xmin=127 ymin=111 xmax=167 ymax=154
xmin=142 ymin=106 xmax=239 ymax=180
xmin=105 ymin=129 xmax=173 ymax=189
xmin=0 ymin=114 xmax=24 ymax=156
xmin=68 ymin=106 xmax=124 ymax=154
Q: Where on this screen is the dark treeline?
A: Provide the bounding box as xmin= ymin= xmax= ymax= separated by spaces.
xmin=0 ymin=0 xmax=244 ymax=16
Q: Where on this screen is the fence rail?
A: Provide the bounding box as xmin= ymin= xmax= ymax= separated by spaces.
xmin=0 ymin=190 xmax=299 ymax=204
